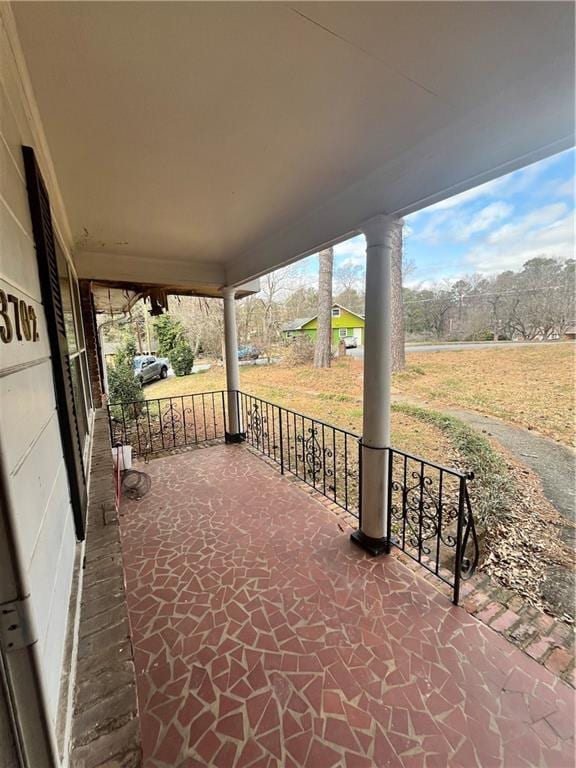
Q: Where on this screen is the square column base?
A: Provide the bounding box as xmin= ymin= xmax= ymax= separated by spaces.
xmin=225 ymin=432 xmax=246 ymax=444
xmin=350 ymin=529 xmax=390 ymax=556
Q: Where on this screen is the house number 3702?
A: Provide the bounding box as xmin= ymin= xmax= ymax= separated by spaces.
xmin=0 ymin=289 xmax=39 ymax=343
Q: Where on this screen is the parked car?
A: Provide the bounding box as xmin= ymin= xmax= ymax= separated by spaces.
xmin=342 ymin=336 xmax=358 ymax=349
xmin=133 ymin=355 xmax=169 ymax=384
xmin=238 ymin=345 xmax=260 ymax=360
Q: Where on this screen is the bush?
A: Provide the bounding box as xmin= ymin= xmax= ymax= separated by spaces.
xmin=169 ymin=339 xmax=195 ymax=376
xmin=283 ymin=335 xmax=314 ymax=366
xmin=108 ymin=337 xmax=144 ymax=408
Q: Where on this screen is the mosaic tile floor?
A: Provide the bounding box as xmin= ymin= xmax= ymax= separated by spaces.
xmin=120 ymin=445 xmax=574 ymax=768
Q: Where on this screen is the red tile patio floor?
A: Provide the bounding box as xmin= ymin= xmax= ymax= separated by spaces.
xmin=120 ymin=445 xmax=575 ymax=768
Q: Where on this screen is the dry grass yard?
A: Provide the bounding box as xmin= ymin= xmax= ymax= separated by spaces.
xmin=147 ymin=342 xmax=574 ymax=446
xmin=145 ymin=355 xmax=457 ymax=466
xmin=395 ymin=343 xmax=575 ymax=446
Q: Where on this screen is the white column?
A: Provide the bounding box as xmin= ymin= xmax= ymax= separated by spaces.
xmin=223 ymin=288 xmax=242 ymax=439
xmin=351 ymin=214 xmax=402 ymax=555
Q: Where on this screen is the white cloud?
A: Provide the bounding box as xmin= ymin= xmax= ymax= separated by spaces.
xmin=412 ymin=200 xmax=513 ymax=245
xmin=557 ymin=177 xmax=575 ymax=198
xmin=487 ymin=203 xmax=567 ymax=244
xmin=408 ymin=151 xmax=566 ymax=220
xmin=334 ymin=235 xmax=365 ymax=267
xmin=464 ymin=207 xmax=574 ymax=274
xmin=455 ymin=202 xmax=513 ymax=241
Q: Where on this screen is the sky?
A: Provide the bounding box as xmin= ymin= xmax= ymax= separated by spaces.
xmin=289 ymin=147 xmax=574 ymax=289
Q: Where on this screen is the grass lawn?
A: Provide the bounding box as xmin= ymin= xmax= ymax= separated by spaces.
xmin=396 ymin=342 xmax=575 ymax=445
xmin=146 ymin=342 xmax=574 ymax=445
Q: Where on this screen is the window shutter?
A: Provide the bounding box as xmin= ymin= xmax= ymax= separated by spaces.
xmin=22 ymin=146 xmax=87 ymax=540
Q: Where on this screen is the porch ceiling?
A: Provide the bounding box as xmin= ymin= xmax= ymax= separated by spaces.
xmin=12 ymin=2 xmax=575 ymax=287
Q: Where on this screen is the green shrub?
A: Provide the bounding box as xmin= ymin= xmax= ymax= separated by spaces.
xmin=392 ymin=402 xmax=513 ymax=530
xmin=108 ymin=337 xmax=144 ymax=409
xmin=169 ymin=339 xmax=195 ymax=376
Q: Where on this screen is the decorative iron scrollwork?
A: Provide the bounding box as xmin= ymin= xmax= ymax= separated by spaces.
xmin=151 ymin=401 xmax=187 ymax=445
xmin=297 ymin=426 xmax=333 ymax=479
xmin=390 ymin=471 xmax=460 ymax=556
xmin=389 ymin=454 xmax=479 ymax=599
xmin=459 ymin=489 xmax=479 ymax=579
xmin=247 ymin=402 xmax=267 ymax=448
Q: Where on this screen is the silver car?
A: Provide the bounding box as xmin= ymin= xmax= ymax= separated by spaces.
xmin=342 ymin=336 xmax=358 ymax=349
xmin=133 ymin=355 xmax=169 ymax=384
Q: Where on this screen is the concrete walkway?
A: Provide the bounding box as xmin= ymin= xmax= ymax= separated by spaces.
xmin=394 ymin=395 xmax=576 ymax=621
xmin=443 ymin=409 xmax=575 ymax=528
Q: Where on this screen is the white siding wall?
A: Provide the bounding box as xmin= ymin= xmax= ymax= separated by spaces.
xmin=0 ymin=11 xmax=81 ymax=729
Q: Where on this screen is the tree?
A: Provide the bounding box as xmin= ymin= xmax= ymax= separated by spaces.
xmin=314 ymin=248 xmax=333 ymax=368
xmin=423 ymin=285 xmax=454 ymax=339
xmin=390 ymin=219 xmax=405 ymax=371
xmin=152 ymin=312 xmax=195 ymax=375
xmin=154 ymin=314 xmax=185 ymax=357
xmin=107 ymin=337 xmax=144 ymax=407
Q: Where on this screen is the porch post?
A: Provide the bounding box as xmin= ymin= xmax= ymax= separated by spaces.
xmin=351 ymin=214 xmax=401 ymax=555
xmin=223 ymin=287 xmax=243 ymax=441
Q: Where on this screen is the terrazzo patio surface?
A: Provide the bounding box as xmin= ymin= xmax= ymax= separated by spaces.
xmin=119 ymin=444 xmax=575 ymax=768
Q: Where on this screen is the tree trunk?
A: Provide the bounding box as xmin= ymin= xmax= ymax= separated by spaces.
xmin=390 ymin=219 xmax=405 ymax=372
xmin=314 ymin=248 xmax=334 ymax=368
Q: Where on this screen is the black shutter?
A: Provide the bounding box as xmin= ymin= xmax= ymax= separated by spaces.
xmin=22 ymin=146 xmax=87 ymax=540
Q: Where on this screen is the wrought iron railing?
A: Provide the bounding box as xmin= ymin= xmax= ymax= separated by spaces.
xmin=108 ymin=391 xmax=227 ymax=455
xmin=107 ymin=389 xmax=478 ymax=602
xmin=237 ymin=391 xmax=361 ymax=516
xmin=388 ymin=449 xmax=478 ymax=604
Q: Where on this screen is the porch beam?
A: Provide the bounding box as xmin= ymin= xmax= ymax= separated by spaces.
xmin=222 ymin=288 xmax=243 ymax=441
xmin=352 ymin=214 xmax=402 ymax=556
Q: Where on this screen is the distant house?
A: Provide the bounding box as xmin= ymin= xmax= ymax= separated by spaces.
xmin=565 ymin=326 xmax=576 ymax=340
xmin=282 ymin=304 xmax=365 ymax=346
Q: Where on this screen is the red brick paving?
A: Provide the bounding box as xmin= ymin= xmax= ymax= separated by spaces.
xmin=120 ymin=445 xmax=575 ymax=767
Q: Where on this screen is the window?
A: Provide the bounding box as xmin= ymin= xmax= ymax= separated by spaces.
xmin=332 ymin=307 xmax=340 ymax=317
xmin=56 ymin=244 xmax=91 ymax=457
xmin=339 ymin=328 xmax=348 ymax=338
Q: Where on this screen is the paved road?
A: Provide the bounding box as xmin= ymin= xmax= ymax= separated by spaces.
xmin=348 ymin=340 xmax=571 ymax=357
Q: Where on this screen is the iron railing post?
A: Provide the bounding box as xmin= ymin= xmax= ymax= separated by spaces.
xmin=235 ymin=389 xmax=240 ymax=436
xmin=278 ymin=407 xmax=284 ymax=474
xmin=357 ymin=437 xmax=363 ymax=528
xmin=386 ymin=448 xmax=393 ymax=544
xmin=453 ymin=476 xmax=466 ymax=605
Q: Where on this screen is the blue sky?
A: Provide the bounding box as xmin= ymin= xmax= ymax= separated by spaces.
xmin=290 ymin=147 xmax=574 ymax=288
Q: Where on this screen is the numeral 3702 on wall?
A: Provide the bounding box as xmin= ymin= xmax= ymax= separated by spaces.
xmin=0 ymin=289 xmax=39 ymax=343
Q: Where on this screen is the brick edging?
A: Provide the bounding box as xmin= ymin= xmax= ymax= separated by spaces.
xmin=70 ymin=410 xmax=142 ymax=768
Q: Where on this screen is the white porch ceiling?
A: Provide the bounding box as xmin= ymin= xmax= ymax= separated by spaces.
xmin=12 ymin=1 xmax=575 ymax=288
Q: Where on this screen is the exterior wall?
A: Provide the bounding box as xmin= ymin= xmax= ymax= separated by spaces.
xmin=0 ymin=6 xmax=86 ymax=748
xmin=294 ymin=307 xmax=365 ymax=345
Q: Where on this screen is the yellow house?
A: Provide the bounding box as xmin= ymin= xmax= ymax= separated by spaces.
xmin=283 ymin=304 xmax=365 ymax=346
